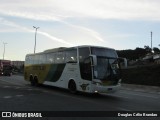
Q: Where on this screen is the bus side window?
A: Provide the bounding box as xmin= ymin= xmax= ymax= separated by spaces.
xmin=34 ymin=55 xmax=40 ymax=64
xmin=29 ymin=56 xmax=34 ymax=65
xmin=25 ymin=56 xmax=29 ymax=65
xmin=39 ymin=54 xmax=46 ymax=64
xmin=46 ymin=53 xmax=55 ymax=63
xmin=32 ymin=55 xmax=35 ymax=64
xmin=79 ymin=47 xmax=92 ymax=81
xmin=55 ymin=52 xmax=65 ymax=63
xmin=39 ymin=54 xmax=42 ymax=64
xmin=79 ymin=48 xmax=90 ymax=63
xmin=65 ymin=49 xmax=77 ymax=63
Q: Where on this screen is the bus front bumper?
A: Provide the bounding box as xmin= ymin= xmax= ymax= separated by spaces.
xmin=92 ymin=84 xmax=121 ymax=93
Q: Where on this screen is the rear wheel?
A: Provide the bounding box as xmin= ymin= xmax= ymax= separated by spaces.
xmin=30 ymin=76 xmax=40 ymax=87
xmin=30 ymin=76 xmax=35 ymax=86
xmin=68 ymin=80 xmax=77 ymax=94
xmin=34 ymin=76 xmax=39 ymax=86
xmin=29 ymin=76 xmax=35 ymax=86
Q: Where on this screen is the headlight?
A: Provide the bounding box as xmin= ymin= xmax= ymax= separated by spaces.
xmin=94 ymin=90 xmax=98 ymax=93
xmin=96 ymin=83 xmax=101 ymax=86
xmin=92 ymin=81 xmax=101 ymax=86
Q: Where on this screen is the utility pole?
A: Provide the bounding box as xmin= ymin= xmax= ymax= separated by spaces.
xmin=33 ymin=26 xmax=40 ymax=54
xmin=3 ymin=42 xmax=7 ymax=60
xmin=151 ymin=31 xmax=152 ymax=52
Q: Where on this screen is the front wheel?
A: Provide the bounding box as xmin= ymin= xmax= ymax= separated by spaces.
xmin=68 ymin=81 xmax=77 ymax=94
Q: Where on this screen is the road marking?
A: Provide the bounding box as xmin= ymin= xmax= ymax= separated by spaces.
xmin=104 ymin=93 xmax=131 ymax=99
xmin=3 ymin=96 xmax=12 ymax=99
xmin=119 ymin=91 xmax=159 ymax=99
xmin=111 ymin=95 xmax=131 ymax=99
xmin=16 ymin=95 xmax=24 ymax=97
xmin=15 ymin=87 xmax=21 ymax=89
xmin=42 ymin=90 xmax=50 ymax=93
xmin=0 ymin=79 xmax=23 ymax=86
xmin=117 ymin=107 xmax=132 ymax=111
xmin=3 ymin=86 xmax=11 ymax=88
xmin=27 ymin=88 xmax=33 ymax=91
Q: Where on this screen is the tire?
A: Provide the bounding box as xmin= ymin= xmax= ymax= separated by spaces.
xmin=34 ymin=77 xmax=39 ymax=87
xmin=68 ymin=80 xmax=77 ymax=94
xmin=30 ymin=76 xmax=35 ymax=86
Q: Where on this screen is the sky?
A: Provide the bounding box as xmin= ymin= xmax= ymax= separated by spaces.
xmin=0 ymin=0 xmax=160 ymax=61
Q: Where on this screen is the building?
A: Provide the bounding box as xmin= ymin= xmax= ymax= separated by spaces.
xmin=11 ymin=61 xmax=24 ymax=69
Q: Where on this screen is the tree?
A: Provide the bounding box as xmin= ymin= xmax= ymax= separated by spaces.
xmin=117 ymin=47 xmax=147 ymax=60
xmin=144 ymin=45 xmax=152 ymax=53
xmin=135 ymin=47 xmax=148 ymax=58
xmin=153 ymin=47 xmax=160 ymax=53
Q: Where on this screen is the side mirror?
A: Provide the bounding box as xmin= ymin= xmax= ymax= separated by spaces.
xmin=94 ymin=71 xmax=98 ymax=78
xmin=118 ymin=57 xmax=127 ymax=68
xmin=124 ymin=58 xmax=127 ymax=68
xmin=90 ymin=55 xmax=97 ymax=66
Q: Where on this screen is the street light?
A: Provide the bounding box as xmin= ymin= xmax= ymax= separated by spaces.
xmin=3 ymin=42 xmax=7 ymax=60
xmin=33 ymin=26 xmax=40 ymax=54
xmin=151 ymin=31 xmax=152 ymax=51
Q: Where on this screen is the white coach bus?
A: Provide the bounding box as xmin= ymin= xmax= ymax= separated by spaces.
xmin=24 ymin=45 xmax=126 ymax=93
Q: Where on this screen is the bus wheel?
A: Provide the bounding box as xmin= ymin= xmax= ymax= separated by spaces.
xmin=68 ymin=80 xmax=77 ymax=94
xmin=34 ymin=77 xmax=39 ymax=87
xmin=30 ymin=76 xmax=35 ymax=86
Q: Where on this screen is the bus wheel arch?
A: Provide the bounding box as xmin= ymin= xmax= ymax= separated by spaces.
xmin=68 ymin=79 xmax=77 ymax=93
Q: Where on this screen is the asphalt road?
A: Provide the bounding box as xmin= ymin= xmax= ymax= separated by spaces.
xmin=0 ymin=75 xmax=159 ymax=119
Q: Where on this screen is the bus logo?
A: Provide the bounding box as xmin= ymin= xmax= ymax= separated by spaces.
xmin=2 ymin=112 xmax=11 ymax=117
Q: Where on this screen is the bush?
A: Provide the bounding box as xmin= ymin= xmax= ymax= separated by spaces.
xmin=121 ymin=65 xmax=160 ymax=86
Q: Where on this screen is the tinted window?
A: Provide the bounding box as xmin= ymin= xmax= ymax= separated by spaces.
xmin=55 ymin=52 xmax=65 ymax=63
xmin=25 ymin=56 xmax=29 ymax=65
xmin=79 ymin=47 xmax=90 ymax=63
xmin=29 ymin=56 xmax=34 ymax=64
xmin=79 ymin=47 xmax=92 ymax=80
xmin=65 ymin=49 xmax=77 ymax=63
xmin=39 ymin=54 xmax=46 ymax=64
xmin=46 ymin=53 xmax=55 ymax=63
xmin=91 ymin=47 xmax=117 ymax=58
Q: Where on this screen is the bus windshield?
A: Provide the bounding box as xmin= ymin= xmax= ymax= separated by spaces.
xmin=91 ymin=47 xmax=120 ymax=80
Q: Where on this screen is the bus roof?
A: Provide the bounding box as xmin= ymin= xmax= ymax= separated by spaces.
xmin=77 ymin=45 xmax=114 ymax=50
xmin=43 ymin=47 xmax=67 ymax=53
xmin=26 ymin=45 xmax=115 ymax=56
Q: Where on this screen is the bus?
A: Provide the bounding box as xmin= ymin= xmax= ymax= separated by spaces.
xmin=0 ymin=60 xmax=12 ymax=76
xmin=24 ymin=45 xmax=126 ymax=93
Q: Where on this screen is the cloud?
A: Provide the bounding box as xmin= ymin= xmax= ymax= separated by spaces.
xmin=61 ymin=21 xmax=105 ymax=42
xmin=54 ymin=0 xmax=160 ymax=21
xmin=0 ymin=0 xmax=160 ymax=21
xmin=0 ymin=18 xmax=73 ymax=46
xmin=1 ymin=0 xmax=160 ymax=44
xmin=1 ymin=0 xmax=160 ymax=47
xmin=72 ymin=25 xmax=105 ymax=42
xmin=0 ymin=13 xmax=105 ymax=44
xmin=38 ymin=31 xmax=73 ymax=46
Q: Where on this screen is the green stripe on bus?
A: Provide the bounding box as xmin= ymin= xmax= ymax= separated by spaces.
xmin=45 ymin=64 xmax=66 ymax=82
